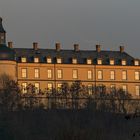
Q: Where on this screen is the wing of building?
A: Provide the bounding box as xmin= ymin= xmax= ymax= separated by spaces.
xmin=0 ymin=18 xmax=140 ymax=97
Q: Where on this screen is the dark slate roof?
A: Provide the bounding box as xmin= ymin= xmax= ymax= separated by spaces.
xmin=0 ymin=18 xmax=6 ymax=33
xmin=0 ymin=44 xmax=15 ymax=60
xmin=14 ymin=48 xmax=135 ymax=65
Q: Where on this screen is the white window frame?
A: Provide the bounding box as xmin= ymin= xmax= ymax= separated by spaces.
xmin=21 ymin=57 xmax=27 ymax=63
xmin=72 ymin=58 xmax=77 ymax=64
xmin=122 ymin=85 xmax=127 ymax=94
xmin=21 ymin=68 xmax=27 ymax=78
xmin=134 ymin=60 xmax=139 ymax=66
xmin=72 ymin=69 xmax=78 ymax=79
xmin=135 ymin=86 xmax=140 ymax=96
xmin=97 ymin=70 xmax=103 ymax=80
xmin=57 ymin=83 xmax=62 ymax=92
xmin=34 ymin=68 xmax=39 ymax=78
xmin=57 ymin=58 xmax=62 ymax=64
xmin=97 ymin=59 xmax=102 ymax=65
xmin=22 ymin=83 xmax=27 ymax=94
xmin=110 ymin=59 xmax=114 ymax=65
xmin=122 ymin=60 xmax=126 ymax=65
xmin=87 ymin=84 xmax=92 ymax=95
xmin=34 ymin=57 xmax=39 ymax=63
xmin=110 ymin=71 xmax=115 ymax=80
xmin=87 ymin=59 xmax=92 ymax=64
xmin=47 ymin=58 xmax=52 ymax=63
xmin=87 ymin=70 xmax=92 ymax=80
xmin=47 ymin=69 xmax=52 ymax=79
xmin=122 ymin=70 xmax=127 ymax=80
xmin=57 ymin=69 xmax=62 ymax=79
xmin=135 ymin=71 xmax=139 ymax=80
xmin=35 ymin=83 xmax=40 ymax=94
xmin=47 ymin=83 xmax=53 ymax=92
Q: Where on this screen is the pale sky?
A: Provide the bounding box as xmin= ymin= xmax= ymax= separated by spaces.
xmin=0 ymin=0 xmax=140 ymax=58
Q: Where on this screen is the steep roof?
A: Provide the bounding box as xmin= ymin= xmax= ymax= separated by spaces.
xmin=0 ymin=18 xmax=6 ymax=33
xmin=14 ymin=48 xmax=135 ymax=65
xmin=0 ymin=44 xmax=15 ymax=60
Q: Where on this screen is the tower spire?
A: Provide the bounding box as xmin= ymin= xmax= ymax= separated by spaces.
xmin=0 ymin=17 xmax=6 ymax=44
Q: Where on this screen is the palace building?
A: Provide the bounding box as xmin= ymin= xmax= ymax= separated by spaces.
xmin=0 ymin=18 xmax=140 ymax=97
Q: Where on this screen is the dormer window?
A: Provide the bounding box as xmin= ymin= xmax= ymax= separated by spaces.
xmin=97 ymin=59 xmax=102 ymax=65
xmin=122 ymin=60 xmax=126 ymax=65
xmin=110 ymin=59 xmax=114 ymax=65
xmin=87 ymin=59 xmax=92 ymax=64
xmin=72 ymin=58 xmax=77 ymax=64
xmin=57 ymin=58 xmax=62 ymax=64
xmin=21 ymin=57 xmax=27 ymax=63
xmin=47 ymin=57 xmax=52 ymax=63
xmin=134 ymin=60 xmax=139 ymax=66
xmin=34 ymin=57 xmax=39 ymax=63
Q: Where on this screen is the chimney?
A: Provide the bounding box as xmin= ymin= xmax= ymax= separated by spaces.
xmin=8 ymin=42 xmax=13 ymax=48
xmin=120 ymin=46 xmax=124 ymax=53
xmin=33 ymin=42 xmax=38 ymax=50
xmin=74 ymin=44 xmax=79 ymax=52
xmin=96 ymin=45 xmax=101 ymax=52
xmin=56 ymin=43 xmax=61 ymax=51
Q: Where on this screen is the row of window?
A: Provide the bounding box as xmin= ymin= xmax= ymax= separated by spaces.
xmin=21 ymin=82 xmax=140 ymax=96
xmin=21 ymin=68 xmax=140 ymax=80
xmin=21 ymin=57 xmax=140 ymax=66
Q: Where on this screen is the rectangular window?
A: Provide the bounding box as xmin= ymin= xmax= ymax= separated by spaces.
xmin=135 ymin=86 xmax=140 ymax=96
xmin=34 ymin=68 xmax=39 ymax=78
xmin=134 ymin=60 xmax=139 ymax=66
xmin=110 ymin=71 xmax=115 ymax=80
xmin=47 ymin=58 xmax=52 ymax=63
xmin=110 ymin=59 xmax=114 ymax=65
xmin=135 ymin=71 xmax=139 ymax=80
xmin=122 ymin=85 xmax=127 ymax=94
xmin=97 ymin=70 xmax=103 ymax=80
xmin=34 ymin=57 xmax=39 ymax=63
xmin=72 ymin=58 xmax=77 ymax=64
xmin=110 ymin=84 xmax=116 ymax=93
xmin=57 ymin=69 xmax=62 ymax=79
xmin=57 ymin=58 xmax=62 ymax=64
xmin=47 ymin=69 xmax=52 ymax=79
xmin=57 ymin=83 xmax=62 ymax=92
xmin=47 ymin=83 xmax=53 ymax=93
xmin=21 ymin=57 xmax=27 ymax=63
xmin=72 ymin=70 xmax=78 ymax=79
xmin=87 ymin=59 xmax=92 ymax=64
xmin=88 ymin=85 xmax=92 ymax=95
xmin=35 ymin=83 xmax=40 ymax=94
xmin=21 ymin=68 xmax=27 ymax=78
xmin=87 ymin=70 xmax=92 ymax=79
xmin=97 ymin=59 xmax=102 ymax=65
xmin=22 ymin=83 xmax=27 ymax=94
xmin=122 ymin=60 xmax=126 ymax=65
xmin=122 ymin=71 xmax=127 ymax=80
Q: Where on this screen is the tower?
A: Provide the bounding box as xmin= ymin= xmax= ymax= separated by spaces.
xmin=0 ymin=17 xmax=6 ymax=44
xmin=0 ymin=18 xmax=17 ymax=80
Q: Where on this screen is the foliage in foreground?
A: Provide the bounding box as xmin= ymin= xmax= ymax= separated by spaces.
xmin=0 ymin=74 xmax=139 ymax=114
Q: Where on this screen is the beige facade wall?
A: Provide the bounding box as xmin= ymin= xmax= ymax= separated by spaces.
xmin=17 ymin=62 xmax=140 ymax=97
xmin=0 ymin=60 xmax=17 ymax=80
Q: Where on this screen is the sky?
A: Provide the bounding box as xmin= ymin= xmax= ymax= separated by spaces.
xmin=0 ymin=0 xmax=140 ymax=58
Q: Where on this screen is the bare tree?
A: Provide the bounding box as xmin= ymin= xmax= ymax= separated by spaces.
xmin=0 ymin=74 xmax=21 ymax=112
